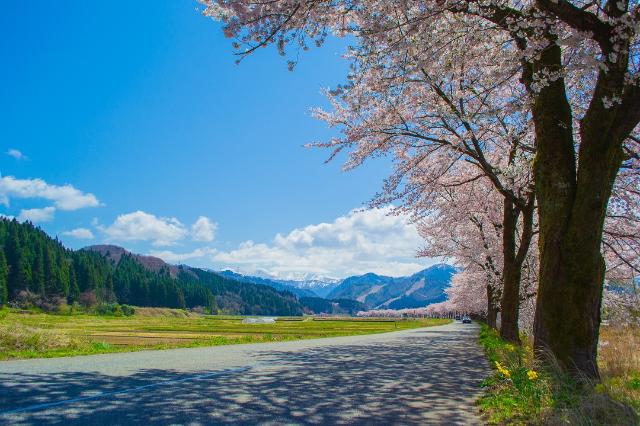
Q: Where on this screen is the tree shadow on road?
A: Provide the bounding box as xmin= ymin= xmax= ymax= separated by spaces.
xmin=0 ymin=326 xmax=489 ymax=425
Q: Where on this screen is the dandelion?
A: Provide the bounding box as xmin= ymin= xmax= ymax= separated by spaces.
xmin=527 ymin=370 xmax=538 ymax=380
xmin=495 ymin=361 xmax=511 ymax=379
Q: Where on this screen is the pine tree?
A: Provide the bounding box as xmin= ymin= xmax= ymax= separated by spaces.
xmin=69 ymin=266 xmax=79 ymax=302
xmin=0 ymin=249 xmax=8 ymax=305
xmin=7 ymin=230 xmax=30 ymax=296
xmin=44 ymin=246 xmax=57 ymax=295
xmin=32 ymin=246 xmax=46 ymax=296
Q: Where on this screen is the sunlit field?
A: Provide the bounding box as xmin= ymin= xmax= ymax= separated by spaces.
xmin=0 ymin=309 xmax=450 ymax=360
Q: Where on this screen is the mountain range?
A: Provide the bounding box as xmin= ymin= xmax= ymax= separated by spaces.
xmin=218 ymin=270 xmax=341 ymax=298
xmin=326 ymin=264 xmax=457 ymax=309
xmin=224 ymin=264 xmax=457 ymax=310
xmin=217 ymin=270 xmax=318 ymax=299
xmin=0 ymin=218 xmax=456 ymax=315
xmin=85 ymin=246 xmax=455 ymax=312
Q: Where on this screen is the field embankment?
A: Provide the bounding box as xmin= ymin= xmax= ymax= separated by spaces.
xmin=0 ymin=308 xmax=449 ymax=360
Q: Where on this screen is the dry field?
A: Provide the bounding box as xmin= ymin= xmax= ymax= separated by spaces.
xmin=0 ymin=308 xmax=449 ymax=360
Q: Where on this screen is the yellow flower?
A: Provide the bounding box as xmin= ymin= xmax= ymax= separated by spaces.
xmin=505 ymin=344 xmax=515 ymax=352
xmin=527 ymin=370 xmax=538 ymax=381
xmin=495 ymin=361 xmax=511 ymax=379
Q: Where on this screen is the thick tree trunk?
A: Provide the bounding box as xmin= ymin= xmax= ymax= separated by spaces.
xmin=530 ymin=44 xmax=626 ymax=379
xmin=534 ymin=137 xmax=623 ymax=377
xmin=500 ymin=198 xmax=521 ymax=343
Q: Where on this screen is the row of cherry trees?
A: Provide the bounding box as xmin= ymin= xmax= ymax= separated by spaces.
xmin=203 ymin=0 xmax=640 ymax=378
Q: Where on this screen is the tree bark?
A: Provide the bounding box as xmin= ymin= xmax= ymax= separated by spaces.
xmin=500 ymin=198 xmax=521 ymax=342
xmin=531 ymin=43 xmax=626 ymax=379
xmin=499 ymin=195 xmax=535 ymax=343
xmin=534 ymin=142 xmax=622 ymax=378
xmin=486 ymin=283 xmax=499 ymax=329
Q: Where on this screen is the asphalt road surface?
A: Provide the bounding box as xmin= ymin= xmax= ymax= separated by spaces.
xmin=0 ymin=321 xmax=489 ymax=425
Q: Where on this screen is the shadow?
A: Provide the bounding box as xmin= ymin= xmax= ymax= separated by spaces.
xmin=0 ymin=325 xmax=490 ymax=425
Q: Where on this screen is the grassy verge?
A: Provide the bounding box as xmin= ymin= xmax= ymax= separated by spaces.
xmin=0 ymin=309 xmax=450 ymax=360
xmin=477 ymin=323 xmax=639 ymax=424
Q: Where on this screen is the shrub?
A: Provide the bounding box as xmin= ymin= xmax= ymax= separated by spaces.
xmin=95 ymin=303 xmax=134 ymax=317
xmin=121 ymin=304 xmax=135 ymax=316
xmin=10 ymin=290 xmax=43 ymax=310
xmin=190 ymin=306 xmax=207 ymax=315
xmin=96 ymin=303 xmax=121 ymax=316
xmin=10 ymin=291 xmax=67 ymax=313
xmin=78 ymin=291 xmax=98 ymax=309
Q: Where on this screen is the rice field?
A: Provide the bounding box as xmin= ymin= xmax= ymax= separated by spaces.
xmin=0 ymin=308 xmax=450 ymax=360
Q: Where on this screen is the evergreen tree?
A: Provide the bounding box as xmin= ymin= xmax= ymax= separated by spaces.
xmin=0 ymin=249 xmax=8 ymax=305
xmin=44 ymin=246 xmax=57 ymax=295
xmin=6 ymin=229 xmax=30 ymax=296
xmin=32 ymin=246 xmax=45 ymax=296
xmin=0 ymin=218 xmax=303 ymax=315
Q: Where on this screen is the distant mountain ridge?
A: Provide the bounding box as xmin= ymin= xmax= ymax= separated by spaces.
xmin=82 ymin=245 xmax=304 ymax=315
xmin=224 ymin=264 xmax=456 ymax=310
xmin=218 ymin=270 xmax=317 ymax=298
xmin=0 ymin=222 xmax=305 ymax=316
xmin=85 ymin=245 xmax=183 ymax=277
xmin=327 ymin=264 xmax=456 ymax=309
xmin=218 ymin=270 xmax=341 ymax=298
xmin=0 ymin=218 xmax=455 ymax=316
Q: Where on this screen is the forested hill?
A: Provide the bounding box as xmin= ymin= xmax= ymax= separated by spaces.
xmin=0 ymin=219 xmax=303 ymax=316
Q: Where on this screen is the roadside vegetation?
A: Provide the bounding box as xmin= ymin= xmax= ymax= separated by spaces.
xmin=477 ymin=323 xmax=639 ymax=425
xmin=0 ymin=307 xmax=449 ymax=360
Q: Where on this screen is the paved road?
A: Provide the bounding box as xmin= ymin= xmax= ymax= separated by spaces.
xmin=0 ymin=322 xmax=489 ymax=425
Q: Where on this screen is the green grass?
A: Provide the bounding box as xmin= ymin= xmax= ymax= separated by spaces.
xmin=477 ymin=323 xmax=639 ymax=425
xmin=0 ymin=309 xmax=450 ymax=360
xmin=477 ymin=325 xmax=552 ymax=423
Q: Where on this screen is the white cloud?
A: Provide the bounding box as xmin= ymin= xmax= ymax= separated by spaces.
xmin=161 ymin=207 xmax=435 ymax=279
xmin=18 ymin=207 xmax=56 ymax=223
xmin=62 ymin=228 xmax=95 ymax=239
xmin=191 ymin=216 xmax=217 ymax=242
xmin=6 ymin=149 xmax=27 ymax=160
xmin=101 ymin=210 xmax=188 ymax=246
xmin=150 ymin=247 xmax=218 ymax=263
xmin=0 ymin=176 xmax=99 ymax=210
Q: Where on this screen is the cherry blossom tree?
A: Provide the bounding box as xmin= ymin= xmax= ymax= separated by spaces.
xmin=602 ymin=154 xmax=640 ymax=326
xmin=416 ymin=174 xmax=504 ymax=328
xmin=445 ymin=270 xmax=491 ymax=316
xmin=203 ymin=0 xmax=640 ymax=378
xmin=416 ymin=170 xmax=539 ymax=329
xmin=389 ymin=146 xmax=534 ymax=344
xmin=311 ymin=62 xmax=537 ymax=342
xmin=604 ymin=151 xmax=640 ymax=282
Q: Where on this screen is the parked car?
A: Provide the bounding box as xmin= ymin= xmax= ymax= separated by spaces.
xmin=455 ymin=315 xmax=461 ymax=321
xmin=462 ymin=316 xmax=472 ymax=324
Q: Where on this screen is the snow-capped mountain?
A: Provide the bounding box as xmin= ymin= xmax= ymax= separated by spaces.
xmin=218 ymin=270 xmax=343 ymax=298
xmin=217 ymin=265 xmax=456 ymax=304
xmin=327 ymin=264 xmax=457 ymax=309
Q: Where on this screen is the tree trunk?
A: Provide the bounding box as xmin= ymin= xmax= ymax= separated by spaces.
xmin=499 ymin=193 xmax=535 ymax=343
xmin=533 ymin=137 xmax=623 ymax=378
xmin=486 ymin=283 xmax=498 ymax=329
xmin=500 ymin=198 xmax=521 ymax=343
xmin=530 ymin=43 xmax=626 ymax=379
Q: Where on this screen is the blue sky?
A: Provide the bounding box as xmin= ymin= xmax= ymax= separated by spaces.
xmin=0 ymin=1 xmax=437 ymax=279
